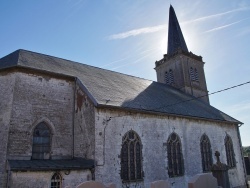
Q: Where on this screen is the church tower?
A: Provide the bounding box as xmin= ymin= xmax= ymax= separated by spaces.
xmin=155 ymin=5 xmax=209 ymax=103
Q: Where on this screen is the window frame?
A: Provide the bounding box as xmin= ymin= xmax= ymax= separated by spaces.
xmin=51 ymin=172 xmax=62 ymax=188
xmin=32 ymin=122 xmax=52 ymax=160
xmin=120 ymin=130 xmax=143 ymax=183
xmin=200 ymin=134 xmax=213 ymax=172
xmin=167 ymin=132 xmax=184 ymax=178
xmin=225 ymin=135 xmax=236 ymax=168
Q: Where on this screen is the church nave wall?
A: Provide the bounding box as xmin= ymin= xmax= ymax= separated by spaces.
xmin=94 ymin=109 xmax=245 ymax=188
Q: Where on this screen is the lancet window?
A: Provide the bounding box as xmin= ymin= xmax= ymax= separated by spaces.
xmin=51 ymin=173 xmax=62 ymax=188
xmin=200 ymin=134 xmax=213 ymax=172
xmin=225 ymin=135 xmax=236 ymax=168
xmin=167 ymin=133 xmax=184 ymax=177
xmin=120 ymin=130 xmax=143 ymax=182
xmin=32 ymin=122 xmax=51 ymax=160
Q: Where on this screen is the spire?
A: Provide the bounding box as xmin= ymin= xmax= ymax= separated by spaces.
xmin=167 ymin=5 xmax=188 ymax=55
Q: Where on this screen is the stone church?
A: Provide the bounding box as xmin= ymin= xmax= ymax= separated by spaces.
xmin=0 ymin=5 xmax=247 ymax=188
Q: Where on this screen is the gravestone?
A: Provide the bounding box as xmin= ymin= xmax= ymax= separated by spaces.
xmin=211 ymin=151 xmax=230 ymax=188
xmin=151 ymin=180 xmax=171 ymax=188
xmin=188 ymin=173 xmax=218 ymax=188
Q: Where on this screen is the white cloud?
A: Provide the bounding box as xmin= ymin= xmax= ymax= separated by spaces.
xmin=183 ymin=7 xmax=250 ymax=24
xmin=107 ymin=24 xmax=167 ymax=40
xmin=204 ymin=18 xmax=250 ymax=33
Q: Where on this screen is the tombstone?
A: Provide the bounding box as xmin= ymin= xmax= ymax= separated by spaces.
xmin=211 ymin=151 xmax=230 ymax=188
xmin=188 ymin=173 xmax=218 ymax=188
xmin=76 ymin=181 xmax=106 ymax=188
xmin=151 ymin=180 xmax=171 ymax=188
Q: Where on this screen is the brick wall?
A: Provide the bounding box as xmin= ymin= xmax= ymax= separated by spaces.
xmin=0 ymin=71 xmax=15 ymax=187
xmin=7 ymin=71 xmax=75 ymax=160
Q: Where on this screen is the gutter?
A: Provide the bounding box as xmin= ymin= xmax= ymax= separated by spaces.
xmin=96 ymin=104 xmax=241 ymax=125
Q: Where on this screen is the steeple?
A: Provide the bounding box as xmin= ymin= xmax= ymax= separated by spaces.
xmin=167 ymin=5 xmax=188 ymax=55
xmin=155 ymin=5 xmax=209 ymax=104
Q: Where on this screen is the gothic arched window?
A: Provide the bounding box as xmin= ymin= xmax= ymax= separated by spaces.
xmin=194 ymin=68 xmax=199 ymax=81
xmin=169 ymin=69 xmax=174 ymax=84
xmin=225 ymin=135 xmax=236 ymax=168
xmin=167 ymin=133 xmax=184 ymax=177
xmin=200 ymin=134 xmax=213 ymax=172
xmin=32 ymin=122 xmax=51 ymax=160
xmin=51 ymin=173 xmax=62 ymax=188
xmin=121 ymin=130 xmax=143 ymax=182
xmin=165 ymin=72 xmax=169 ymax=84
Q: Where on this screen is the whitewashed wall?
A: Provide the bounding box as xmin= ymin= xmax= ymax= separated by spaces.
xmin=95 ymin=108 xmax=245 ymax=188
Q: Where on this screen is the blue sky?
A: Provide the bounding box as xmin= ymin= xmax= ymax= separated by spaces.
xmin=1 ymin=0 xmax=250 ymax=146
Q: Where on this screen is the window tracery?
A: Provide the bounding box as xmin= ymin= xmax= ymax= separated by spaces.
xmin=225 ymin=135 xmax=236 ymax=168
xmin=32 ymin=122 xmax=51 ymax=160
xmin=51 ymin=173 xmax=61 ymax=188
xmin=200 ymin=134 xmax=212 ymax=172
xmin=121 ymin=130 xmax=142 ymax=182
xmin=167 ymin=133 xmax=184 ymax=177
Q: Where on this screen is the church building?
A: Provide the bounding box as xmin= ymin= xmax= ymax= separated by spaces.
xmin=0 ymin=5 xmax=247 ymax=188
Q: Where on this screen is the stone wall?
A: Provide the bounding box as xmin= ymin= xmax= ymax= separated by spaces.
xmin=94 ymin=108 xmax=245 ymax=188
xmin=7 ymin=71 xmax=75 ymax=160
xmin=0 ymin=71 xmax=15 ymax=187
xmin=10 ymin=170 xmax=91 ymax=188
xmin=74 ymin=82 xmax=95 ymax=159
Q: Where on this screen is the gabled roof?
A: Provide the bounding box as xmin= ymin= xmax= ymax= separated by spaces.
xmin=0 ymin=49 xmax=241 ymax=124
xmin=167 ymin=5 xmax=189 ymax=55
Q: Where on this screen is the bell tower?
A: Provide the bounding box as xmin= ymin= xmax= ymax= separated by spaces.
xmin=155 ymin=5 xmax=209 ymax=103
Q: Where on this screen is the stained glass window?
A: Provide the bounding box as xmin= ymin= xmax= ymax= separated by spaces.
xmin=121 ymin=130 xmax=142 ymax=182
xmin=32 ymin=122 xmax=51 ymax=160
xmin=225 ymin=135 xmax=236 ymax=168
xmin=200 ymin=134 xmax=213 ymax=172
xmin=167 ymin=133 xmax=184 ymax=177
xmin=51 ymin=173 xmax=61 ymax=188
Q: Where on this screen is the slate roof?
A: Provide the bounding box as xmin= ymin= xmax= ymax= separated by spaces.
xmin=0 ymin=49 xmax=241 ymax=124
xmin=8 ymin=158 xmax=95 ymax=171
xmin=167 ymin=5 xmax=189 ymax=55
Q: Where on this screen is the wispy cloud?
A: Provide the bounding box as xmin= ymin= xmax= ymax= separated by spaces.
xmin=107 ymin=24 xmax=167 ymax=40
xmin=183 ymin=7 xmax=250 ymax=24
xmin=101 ymin=57 xmax=129 ymax=68
xmin=107 ymin=6 xmax=250 ymax=40
xmin=111 ymin=49 xmax=157 ymax=70
xmin=204 ymin=17 xmax=250 ymax=33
